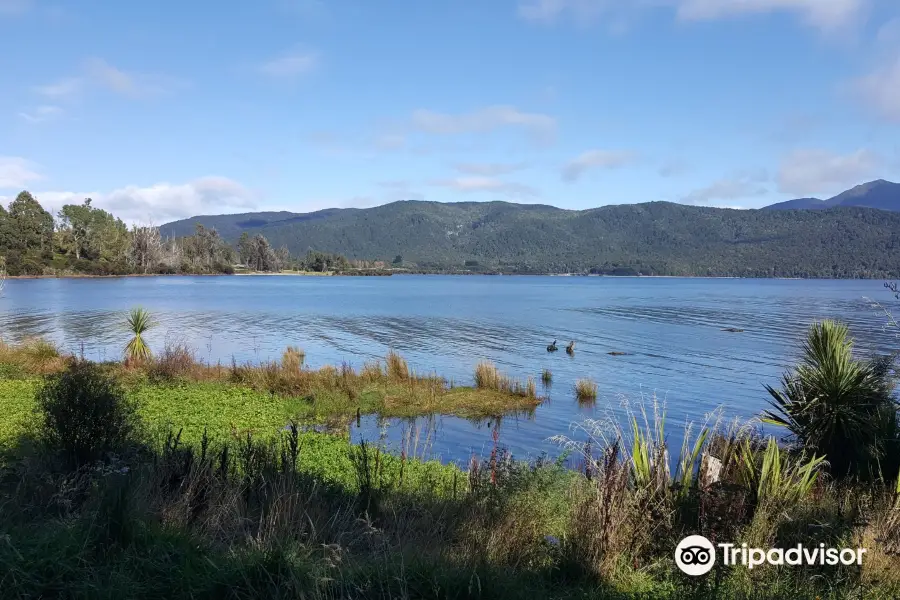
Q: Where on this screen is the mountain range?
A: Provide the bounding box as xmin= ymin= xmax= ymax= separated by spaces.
xmin=761 ymin=179 xmax=900 ymax=211
xmin=160 ymin=180 xmax=900 ymax=278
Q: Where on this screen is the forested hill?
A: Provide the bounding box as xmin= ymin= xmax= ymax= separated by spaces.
xmin=161 ymin=201 xmax=900 ymax=278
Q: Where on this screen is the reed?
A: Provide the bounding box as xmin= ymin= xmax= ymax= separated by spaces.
xmin=281 ymin=346 xmax=305 ymax=373
xmin=574 ymin=378 xmax=597 ymax=402
xmin=386 ymin=349 xmax=409 ymax=380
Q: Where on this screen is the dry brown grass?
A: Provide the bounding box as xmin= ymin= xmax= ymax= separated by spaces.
xmin=360 ymin=360 xmax=384 ymax=382
xmin=575 ymin=378 xmax=598 ymax=402
xmin=474 ymin=361 xmax=501 ymax=390
xmin=147 ymin=342 xmax=197 ymax=382
xmin=0 ymin=338 xmax=66 ymax=375
xmin=474 ymin=361 xmax=538 ymax=399
xmin=281 ymin=346 xmax=305 ymax=373
xmin=386 ymin=349 xmax=409 ymax=381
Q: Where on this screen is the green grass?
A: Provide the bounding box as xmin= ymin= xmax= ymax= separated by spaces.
xmin=0 ymin=379 xmax=37 ymax=454
xmin=3 ymin=338 xmax=900 ymax=599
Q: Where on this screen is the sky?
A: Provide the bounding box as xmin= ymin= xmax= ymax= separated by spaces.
xmin=1 ymin=0 xmax=900 ymax=223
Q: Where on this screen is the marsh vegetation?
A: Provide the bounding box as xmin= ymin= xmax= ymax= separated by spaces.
xmin=0 ymin=305 xmax=899 ymax=598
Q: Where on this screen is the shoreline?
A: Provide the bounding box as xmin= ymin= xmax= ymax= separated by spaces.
xmin=3 ymin=272 xmax=882 ymax=281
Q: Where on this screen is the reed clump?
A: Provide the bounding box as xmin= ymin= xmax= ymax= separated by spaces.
xmin=541 ymin=368 xmax=552 ymax=384
xmin=360 ymin=360 xmax=384 ymax=382
xmin=281 ymin=346 xmax=305 ymax=373
xmin=574 ymin=378 xmax=598 ymax=402
xmin=474 ymin=361 xmax=538 ymax=399
xmin=386 ymin=349 xmax=409 ymax=380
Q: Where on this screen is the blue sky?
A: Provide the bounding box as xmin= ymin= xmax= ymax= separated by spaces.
xmin=1 ymin=0 xmax=899 ymax=223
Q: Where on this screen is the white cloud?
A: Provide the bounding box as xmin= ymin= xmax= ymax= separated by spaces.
xmin=517 ymin=0 xmax=869 ymax=31
xmin=0 ymin=156 xmax=42 ymax=189
xmin=83 ymin=58 xmax=181 ymax=98
xmin=411 ymin=105 xmax=557 ymax=143
xmin=18 ymin=105 xmax=63 ymax=123
xmin=33 ymin=77 xmax=83 ymax=99
xmin=681 ymin=175 xmax=768 ymax=205
xmin=561 ymin=149 xmax=635 ymax=182
xmin=453 ymin=162 xmax=528 ymax=176
xmin=18 ymin=177 xmax=259 ymax=224
xmin=674 ymin=0 xmax=867 ymax=31
xmin=34 ymin=60 xmax=181 ymax=102
xmin=518 ymin=0 xmax=614 ymax=23
xmin=851 ymin=58 xmax=900 ymax=123
xmin=259 ymin=51 xmax=318 ymax=78
xmin=776 ymin=148 xmax=882 ymax=195
xmin=430 ymin=176 xmax=539 ymax=198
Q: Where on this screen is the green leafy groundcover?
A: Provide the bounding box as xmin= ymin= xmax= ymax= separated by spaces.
xmin=0 ymin=377 xmax=460 ymax=493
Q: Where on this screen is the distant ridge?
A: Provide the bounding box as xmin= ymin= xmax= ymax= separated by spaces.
xmin=160 ymin=185 xmax=900 ymax=277
xmin=763 ymin=179 xmax=900 ymax=212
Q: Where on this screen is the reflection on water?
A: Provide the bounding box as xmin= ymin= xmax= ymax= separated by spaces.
xmin=0 ymin=275 xmax=896 ymax=465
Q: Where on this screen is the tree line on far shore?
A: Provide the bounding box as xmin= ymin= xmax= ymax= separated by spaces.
xmin=0 ymin=191 xmax=355 ymax=276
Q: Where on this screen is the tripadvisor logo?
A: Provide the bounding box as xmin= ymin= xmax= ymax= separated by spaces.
xmin=675 ymin=535 xmax=867 ymax=576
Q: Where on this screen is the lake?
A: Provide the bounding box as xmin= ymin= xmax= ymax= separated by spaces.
xmin=1 ymin=275 xmax=896 ymax=465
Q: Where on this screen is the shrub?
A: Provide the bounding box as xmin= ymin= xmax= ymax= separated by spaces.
xmin=35 ymin=359 xmax=140 ymax=466
xmin=148 ymin=342 xmax=197 ymax=382
xmin=763 ymin=320 xmax=899 ymax=478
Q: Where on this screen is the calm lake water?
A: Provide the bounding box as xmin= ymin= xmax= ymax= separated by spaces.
xmin=1 ymin=275 xmax=897 ymax=465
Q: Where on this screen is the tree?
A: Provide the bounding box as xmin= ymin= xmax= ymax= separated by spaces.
xmin=238 ymin=232 xmax=253 ymax=266
xmin=56 ymin=198 xmax=128 ymax=263
xmin=275 ymin=245 xmax=290 ymax=271
xmin=247 ymin=234 xmax=276 ymax=271
xmin=7 ymin=191 xmax=54 ymax=255
xmin=128 ymin=224 xmax=162 ymax=273
xmin=124 ymin=307 xmax=155 ymax=363
xmin=393 ymin=255 xmax=403 ymax=265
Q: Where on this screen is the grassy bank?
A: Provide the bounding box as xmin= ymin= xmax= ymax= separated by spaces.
xmin=2 ymin=365 xmax=899 ymax=599
xmin=2 ymin=318 xmax=900 ymax=599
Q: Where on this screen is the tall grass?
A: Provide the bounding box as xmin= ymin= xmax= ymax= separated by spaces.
xmin=574 ymin=378 xmax=597 ymax=402
xmin=0 ymin=337 xmax=65 ymax=374
xmin=281 ymin=346 xmax=305 ymax=373
xmin=474 ymin=361 xmax=538 ymax=399
xmin=386 ymin=349 xmax=409 ymax=380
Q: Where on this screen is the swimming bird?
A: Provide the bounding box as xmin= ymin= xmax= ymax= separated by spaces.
xmin=565 ymin=341 xmax=575 ymax=355
xmin=547 ymin=339 xmax=558 ymax=352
